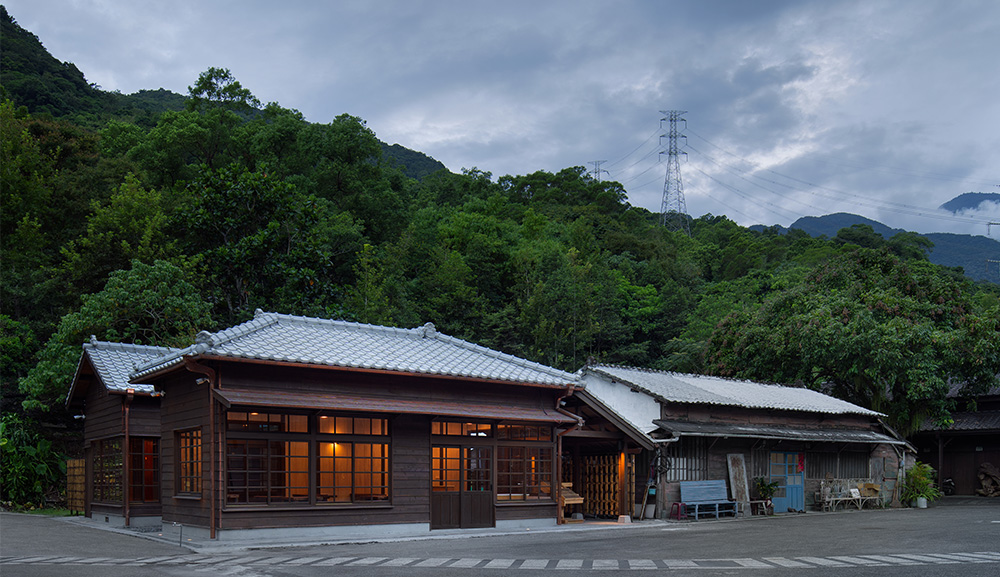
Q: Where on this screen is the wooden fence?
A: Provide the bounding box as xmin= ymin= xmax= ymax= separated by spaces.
xmin=66 ymin=458 xmax=85 ymax=513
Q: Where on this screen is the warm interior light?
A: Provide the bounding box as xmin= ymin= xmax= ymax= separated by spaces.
xmin=250 ymin=412 xmax=259 ymax=416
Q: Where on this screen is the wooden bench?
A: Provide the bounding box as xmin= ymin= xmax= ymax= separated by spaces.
xmin=680 ymin=480 xmax=738 ymax=520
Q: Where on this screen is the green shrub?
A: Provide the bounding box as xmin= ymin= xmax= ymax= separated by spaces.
xmin=0 ymin=414 xmax=66 ymax=506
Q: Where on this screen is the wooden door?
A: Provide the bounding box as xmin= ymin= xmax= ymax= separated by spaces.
xmin=431 ymin=445 xmax=494 ymax=529
xmin=769 ymin=452 xmax=805 ymax=512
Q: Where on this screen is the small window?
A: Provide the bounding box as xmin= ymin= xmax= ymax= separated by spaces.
xmin=227 ymin=411 xmax=308 ymax=433
xmin=177 ymin=429 xmax=202 ymax=495
xmin=318 ymin=415 xmax=388 ymax=436
xmin=431 ymin=422 xmax=493 ymax=437
xmin=497 ymin=424 xmax=551 ymax=441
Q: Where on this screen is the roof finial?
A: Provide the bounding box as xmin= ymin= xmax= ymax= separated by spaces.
xmin=90 ymin=335 xmax=98 ymax=345
xmin=421 ymin=322 xmax=436 ymax=337
xmin=254 ymin=308 xmax=265 ymax=318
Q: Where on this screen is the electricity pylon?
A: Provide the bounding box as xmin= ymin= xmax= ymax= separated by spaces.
xmin=660 ymin=110 xmax=690 ymax=236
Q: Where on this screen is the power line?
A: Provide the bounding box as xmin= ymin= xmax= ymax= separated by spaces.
xmin=684 ymin=129 xmax=995 ymax=227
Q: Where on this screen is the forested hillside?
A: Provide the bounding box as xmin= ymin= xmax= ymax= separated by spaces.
xmin=1 ymin=5 xmax=999 ymax=506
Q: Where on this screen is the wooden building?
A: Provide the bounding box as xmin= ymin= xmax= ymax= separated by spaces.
xmin=566 ymin=365 xmax=912 ymax=518
xmin=911 ymin=386 xmax=1000 ymax=495
xmin=124 ymin=311 xmax=580 ymax=542
xmin=65 ymin=339 xmax=175 ymax=527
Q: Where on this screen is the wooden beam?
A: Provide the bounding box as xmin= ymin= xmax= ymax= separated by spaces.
xmin=562 ymin=429 xmax=625 ymax=440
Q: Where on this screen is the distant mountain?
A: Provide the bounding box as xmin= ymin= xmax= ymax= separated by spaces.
xmin=940 ymin=192 xmax=1000 ymax=213
xmin=1 ymin=6 xmax=447 ymax=179
xmin=783 ymin=213 xmax=999 ymax=282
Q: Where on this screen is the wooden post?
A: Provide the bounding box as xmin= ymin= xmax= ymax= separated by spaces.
xmin=618 ymin=442 xmax=628 ymax=520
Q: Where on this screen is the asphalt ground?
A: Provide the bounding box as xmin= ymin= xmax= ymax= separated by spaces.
xmin=1 ymin=496 xmax=998 ymax=576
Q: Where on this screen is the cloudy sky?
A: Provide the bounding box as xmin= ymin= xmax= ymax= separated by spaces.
xmin=7 ymin=0 xmax=999 ymax=235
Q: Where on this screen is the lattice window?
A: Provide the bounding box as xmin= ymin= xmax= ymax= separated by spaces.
xmin=93 ymin=438 xmax=123 ymax=504
xmin=129 ymin=437 xmax=159 ymax=503
xmin=176 ymin=429 xmax=202 ymax=495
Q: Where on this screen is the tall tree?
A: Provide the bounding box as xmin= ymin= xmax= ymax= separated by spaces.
xmin=704 ymin=248 xmax=1000 ymax=434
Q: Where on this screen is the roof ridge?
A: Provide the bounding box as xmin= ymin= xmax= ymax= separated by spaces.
xmin=428 ymin=329 xmax=577 ymax=381
xmin=84 ymin=338 xmax=177 ymax=354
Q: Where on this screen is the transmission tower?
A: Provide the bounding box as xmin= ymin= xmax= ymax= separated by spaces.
xmin=589 ymin=160 xmax=609 ymax=182
xmin=659 ymin=110 xmax=690 ymax=235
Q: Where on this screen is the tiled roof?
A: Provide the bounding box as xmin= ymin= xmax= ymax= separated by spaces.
xmin=131 ymin=310 xmax=577 ymax=387
xmin=587 ymin=364 xmax=881 ymax=416
xmin=80 ymin=338 xmax=178 ymax=394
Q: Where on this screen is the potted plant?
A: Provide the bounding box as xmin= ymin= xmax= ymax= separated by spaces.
xmin=900 ymin=461 xmax=943 ymax=508
xmin=753 ymin=477 xmax=780 ymax=515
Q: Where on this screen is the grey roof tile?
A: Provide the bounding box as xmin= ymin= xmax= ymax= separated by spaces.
xmin=132 ymin=311 xmax=576 ymax=387
xmin=589 ymin=364 xmax=881 ymax=416
xmin=82 ymin=339 xmax=178 ymax=394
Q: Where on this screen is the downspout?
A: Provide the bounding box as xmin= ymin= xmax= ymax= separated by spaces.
xmin=555 ymin=382 xmax=583 ymax=525
xmin=123 ymin=388 xmax=134 ymax=527
xmin=184 ymin=359 xmax=218 ymax=540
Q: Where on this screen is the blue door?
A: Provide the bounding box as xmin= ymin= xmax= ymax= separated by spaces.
xmin=769 ymin=452 xmax=805 ymax=513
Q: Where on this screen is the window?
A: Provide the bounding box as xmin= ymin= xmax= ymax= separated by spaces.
xmin=431 ymin=422 xmax=492 ymax=437
xmin=497 ymin=424 xmax=551 ymax=441
xmin=177 ymin=429 xmax=202 ymax=495
xmin=227 ymin=411 xmax=308 ymax=433
xmin=93 ymin=438 xmax=123 ymax=503
xmin=317 ymin=442 xmax=389 ymax=502
xmin=226 ymin=440 xmax=310 ymax=504
xmin=661 ymin=437 xmax=708 ymax=482
xmin=497 ymin=446 xmax=552 ymax=500
xmin=806 ymin=451 xmax=869 ymax=479
xmin=224 ymin=410 xmax=390 ymax=506
xmin=129 ymin=437 xmax=159 ymax=503
xmin=318 ymin=416 xmax=387 ymax=435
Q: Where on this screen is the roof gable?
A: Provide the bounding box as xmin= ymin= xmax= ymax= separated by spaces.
xmin=131 ymin=310 xmax=576 ymax=387
xmin=586 ymin=364 xmax=881 ymax=417
xmin=67 ymin=338 xmax=177 ymax=404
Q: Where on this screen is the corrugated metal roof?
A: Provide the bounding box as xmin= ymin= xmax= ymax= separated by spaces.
xmin=131 ymin=310 xmax=577 ymax=387
xmin=919 ymin=410 xmax=1000 ymax=433
xmin=653 ymin=419 xmax=907 ymax=445
xmin=80 ymin=339 xmax=177 ymax=394
xmin=588 ymin=365 xmax=881 ymax=416
xmin=214 ymin=388 xmax=577 ymax=423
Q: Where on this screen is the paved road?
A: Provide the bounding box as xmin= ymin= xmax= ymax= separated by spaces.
xmin=2 ymin=498 xmax=998 ymax=576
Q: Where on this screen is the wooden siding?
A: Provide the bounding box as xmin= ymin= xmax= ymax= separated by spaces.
xmin=660 ymin=404 xmax=875 ymax=431
xmin=159 ymin=372 xmax=212 ymax=528
xmin=79 ymin=367 xmax=162 ymax=519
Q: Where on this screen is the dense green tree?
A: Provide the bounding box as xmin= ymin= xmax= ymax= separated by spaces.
xmin=704 ymin=248 xmax=1000 ymax=434
xmin=18 ymin=260 xmax=212 ymax=411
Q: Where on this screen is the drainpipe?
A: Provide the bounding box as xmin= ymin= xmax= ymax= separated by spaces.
xmin=123 ymin=388 xmax=134 ymax=527
xmin=184 ymin=359 xmax=218 ymax=540
xmin=555 ymin=382 xmax=583 ymax=525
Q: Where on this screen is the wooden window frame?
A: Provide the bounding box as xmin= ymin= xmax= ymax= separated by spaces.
xmin=92 ymin=437 xmax=123 ymax=504
xmin=176 ymin=428 xmax=202 ymax=496
xmin=128 ymin=437 xmax=160 ymax=503
xmin=223 ymin=410 xmax=391 ymax=508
